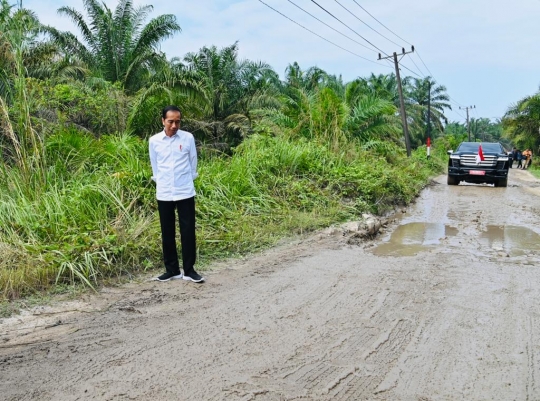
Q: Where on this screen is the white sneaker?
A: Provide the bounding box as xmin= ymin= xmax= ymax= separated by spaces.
xmin=152 ymin=272 xmax=183 ymax=282
xmin=182 ymin=272 xmax=205 ymax=283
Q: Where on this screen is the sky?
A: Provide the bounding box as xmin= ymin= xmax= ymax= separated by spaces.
xmin=23 ymin=0 xmax=540 ymax=124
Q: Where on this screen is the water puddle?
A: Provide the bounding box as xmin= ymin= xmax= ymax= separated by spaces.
xmin=479 ymin=225 xmax=540 ymax=256
xmin=372 ymin=223 xmax=458 ymax=257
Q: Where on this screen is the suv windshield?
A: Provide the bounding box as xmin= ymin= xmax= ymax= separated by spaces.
xmin=456 ymin=142 xmax=504 ymax=153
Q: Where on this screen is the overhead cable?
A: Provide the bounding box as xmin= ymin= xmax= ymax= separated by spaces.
xmin=258 ymin=0 xmax=391 ymax=67
xmin=449 ymin=96 xmax=464 ymax=108
xmin=408 ymin=56 xmax=427 ymax=77
xmin=415 ymin=50 xmax=434 ymax=77
xmin=286 ymin=0 xmax=377 ymax=53
xmin=453 ymin=110 xmax=467 ymax=120
xmin=333 ymin=0 xmax=403 ymax=48
xmin=347 ymin=2 xmax=465 ymax=123
xmin=310 ymin=0 xmax=388 ymax=55
xmin=348 ymin=2 xmax=435 ymax=81
xmin=351 ymin=0 xmax=412 ymax=46
xmin=398 ymin=62 xmax=422 ymax=78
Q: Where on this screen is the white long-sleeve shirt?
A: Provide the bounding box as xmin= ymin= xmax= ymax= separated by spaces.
xmin=149 ymin=130 xmax=198 ymax=201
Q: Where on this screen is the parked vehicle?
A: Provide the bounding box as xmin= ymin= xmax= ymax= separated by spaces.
xmin=447 ymin=142 xmax=510 ymax=187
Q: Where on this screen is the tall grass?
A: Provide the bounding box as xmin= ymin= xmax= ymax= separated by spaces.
xmin=0 ymin=129 xmax=444 ymax=300
xmin=0 ymin=130 xmax=157 ymax=299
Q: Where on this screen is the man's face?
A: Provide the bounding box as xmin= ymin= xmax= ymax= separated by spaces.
xmin=162 ymin=110 xmax=181 ymax=137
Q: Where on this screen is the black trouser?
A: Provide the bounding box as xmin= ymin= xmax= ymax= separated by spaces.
xmin=157 ymin=197 xmax=196 ymax=276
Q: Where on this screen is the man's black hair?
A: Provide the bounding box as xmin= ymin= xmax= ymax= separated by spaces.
xmin=162 ymin=105 xmax=182 ymax=119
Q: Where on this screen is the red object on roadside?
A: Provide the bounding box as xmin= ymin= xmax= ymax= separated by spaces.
xmin=427 ymin=137 xmax=431 ymax=147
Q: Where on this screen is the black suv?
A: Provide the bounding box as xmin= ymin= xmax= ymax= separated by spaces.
xmin=447 ymin=142 xmax=510 ymax=187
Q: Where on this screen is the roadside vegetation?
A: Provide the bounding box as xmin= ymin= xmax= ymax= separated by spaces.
xmin=502 ymin=91 xmax=540 ymax=171
xmin=0 ymin=0 xmax=490 ymax=302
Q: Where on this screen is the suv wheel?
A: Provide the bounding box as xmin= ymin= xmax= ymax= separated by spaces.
xmin=495 ymin=178 xmax=508 ymax=187
xmin=447 ymin=175 xmax=459 ymax=185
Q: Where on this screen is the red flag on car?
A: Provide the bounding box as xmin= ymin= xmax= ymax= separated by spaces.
xmin=475 ymin=145 xmax=485 ymax=164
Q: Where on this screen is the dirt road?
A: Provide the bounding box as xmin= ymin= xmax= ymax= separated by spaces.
xmin=2 ymin=169 xmax=540 ymax=400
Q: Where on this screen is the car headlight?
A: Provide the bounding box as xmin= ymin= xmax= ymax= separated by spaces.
xmin=450 ymin=155 xmax=461 ymax=160
xmin=497 ymin=157 xmax=509 ymax=161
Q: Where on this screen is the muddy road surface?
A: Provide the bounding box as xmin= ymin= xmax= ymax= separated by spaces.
xmin=2 ymin=169 xmax=540 ymax=400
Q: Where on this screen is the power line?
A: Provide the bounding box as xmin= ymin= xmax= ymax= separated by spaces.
xmin=343 ymin=2 xmax=466 ymax=127
xmin=261 ymin=1 xmax=428 ymax=80
xmin=310 ymin=0 xmax=388 ymax=55
xmin=447 ymin=98 xmax=467 ymax=118
xmin=408 ymin=56 xmax=427 ymax=77
xmin=381 ymin=51 xmax=424 ymax=78
xmin=399 ymin=61 xmax=422 ymax=78
xmin=260 ymin=0 xmax=462 ymax=125
xmin=379 ymin=57 xmax=422 ymax=78
xmin=448 ymin=96 xmax=466 ymax=116
xmin=345 ymin=3 xmax=436 ymax=81
xmin=286 ymin=0 xmax=377 ymax=53
xmin=407 ymin=51 xmax=466 ymax=119
xmin=344 ymin=1 xmax=438 ymax=82
xmin=415 ymin=50 xmax=433 ymax=77
xmin=332 ymin=0 xmax=403 ymax=48
xmin=258 ymin=0 xmax=390 ymax=67
xmin=447 ymin=104 xmax=466 ymax=120
xmin=449 ymin=96 xmax=465 ymax=108
xmin=350 ymin=0 xmax=412 ymax=46
xmin=452 ymin=109 xmax=467 ymax=120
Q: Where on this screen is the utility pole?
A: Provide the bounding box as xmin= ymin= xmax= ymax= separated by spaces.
xmin=459 ymin=105 xmax=476 ymax=141
xmin=379 ymin=47 xmax=415 ymax=157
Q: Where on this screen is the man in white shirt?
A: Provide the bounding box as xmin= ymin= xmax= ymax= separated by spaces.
xmin=149 ymin=105 xmax=204 ymax=283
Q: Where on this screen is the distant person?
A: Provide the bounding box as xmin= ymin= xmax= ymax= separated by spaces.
xmin=516 ymin=149 xmax=523 ymax=169
xmin=526 ymin=149 xmax=533 ymax=169
xmin=511 ymin=147 xmax=517 ymax=168
xmin=522 ymin=149 xmax=532 ymax=170
xmin=149 ymin=105 xmax=205 ymax=283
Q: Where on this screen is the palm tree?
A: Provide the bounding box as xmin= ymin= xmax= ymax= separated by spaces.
xmin=357 ymin=73 xmax=399 ymax=105
xmin=405 ymin=76 xmax=451 ymax=146
xmin=181 ymin=43 xmax=280 ymax=146
xmin=0 ymin=0 xmax=68 ymax=97
xmin=503 ymin=92 xmax=540 ymax=151
xmin=274 ymin=66 xmax=401 ymax=149
xmin=45 ymin=0 xmax=180 ymax=94
xmin=345 ymin=95 xmax=400 ymax=143
xmin=444 ymin=121 xmax=467 ymax=137
xmin=469 ymin=117 xmax=502 ymax=143
xmin=284 ymin=62 xmax=308 ymax=90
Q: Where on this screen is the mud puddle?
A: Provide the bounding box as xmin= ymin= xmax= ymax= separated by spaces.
xmin=371 ymin=222 xmax=458 ymax=256
xmin=480 ymin=225 xmax=540 ymax=256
